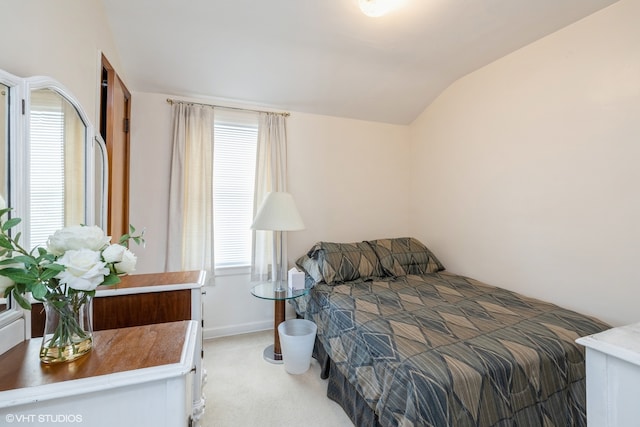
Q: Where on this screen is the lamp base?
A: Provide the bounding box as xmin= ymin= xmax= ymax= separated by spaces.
xmin=262 ymin=344 xmax=283 ymax=364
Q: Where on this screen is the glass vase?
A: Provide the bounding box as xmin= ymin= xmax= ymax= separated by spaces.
xmin=40 ymin=291 xmax=94 ymax=364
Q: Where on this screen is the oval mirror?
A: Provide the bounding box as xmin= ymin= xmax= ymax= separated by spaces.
xmin=0 ymin=70 xmax=105 ymax=331
xmin=23 ymin=76 xmax=103 ymax=250
xmin=28 ymin=87 xmax=87 ymax=248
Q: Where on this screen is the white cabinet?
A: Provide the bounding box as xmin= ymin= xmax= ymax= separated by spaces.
xmin=28 ymin=270 xmax=207 ymax=424
xmin=0 ymin=321 xmax=198 ymax=427
xmin=576 ymin=322 xmax=640 ymax=427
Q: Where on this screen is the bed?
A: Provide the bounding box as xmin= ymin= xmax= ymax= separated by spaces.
xmin=293 ymin=237 xmax=610 ymax=427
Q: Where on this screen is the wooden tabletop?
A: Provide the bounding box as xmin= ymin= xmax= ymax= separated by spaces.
xmin=100 ymin=270 xmax=205 ymax=291
xmin=0 ymin=321 xmax=190 ymax=393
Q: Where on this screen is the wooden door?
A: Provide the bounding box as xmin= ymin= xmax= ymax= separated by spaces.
xmin=101 ymin=55 xmax=131 ymax=242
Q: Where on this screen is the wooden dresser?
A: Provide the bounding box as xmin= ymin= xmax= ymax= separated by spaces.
xmin=27 ymin=270 xmax=207 ymax=425
xmin=30 ymin=270 xmax=205 ymax=336
xmin=0 ymin=321 xmax=198 ymax=426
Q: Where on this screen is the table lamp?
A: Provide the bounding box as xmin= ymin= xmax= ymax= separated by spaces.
xmin=251 ymin=191 xmax=305 ymax=289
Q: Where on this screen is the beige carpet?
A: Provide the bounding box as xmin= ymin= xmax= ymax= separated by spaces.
xmin=201 ymin=330 xmax=354 ymax=426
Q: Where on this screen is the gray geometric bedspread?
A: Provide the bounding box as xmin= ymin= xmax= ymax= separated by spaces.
xmin=304 ymin=272 xmax=610 ymax=426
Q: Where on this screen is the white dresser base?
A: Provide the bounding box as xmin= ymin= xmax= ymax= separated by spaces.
xmin=577 ymin=322 xmax=640 ymax=427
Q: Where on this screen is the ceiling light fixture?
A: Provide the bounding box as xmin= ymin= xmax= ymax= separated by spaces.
xmin=358 ymin=0 xmax=403 ymax=17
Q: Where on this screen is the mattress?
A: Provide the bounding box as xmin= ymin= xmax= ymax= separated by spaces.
xmin=301 ymin=271 xmax=610 ymax=426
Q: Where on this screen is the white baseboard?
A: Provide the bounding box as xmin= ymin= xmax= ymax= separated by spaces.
xmin=204 ymin=319 xmax=272 ymax=340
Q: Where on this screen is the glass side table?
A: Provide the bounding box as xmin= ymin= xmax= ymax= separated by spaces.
xmin=250 ymin=282 xmax=310 ymax=364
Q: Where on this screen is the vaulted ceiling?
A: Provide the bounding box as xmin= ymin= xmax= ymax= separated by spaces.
xmin=102 ymin=0 xmax=619 ymax=124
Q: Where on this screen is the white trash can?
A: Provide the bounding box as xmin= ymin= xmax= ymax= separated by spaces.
xmin=278 ymin=319 xmax=317 ymax=374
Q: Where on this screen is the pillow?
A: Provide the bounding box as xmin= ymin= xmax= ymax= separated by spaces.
xmin=295 ymin=243 xmax=325 ymax=284
xmin=296 ymin=241 xmax=386 ymax=284
xmin=366 ymin=237 xmax=444 ymax=276
xmin=318 ymin=241 xmax=386 ymax=283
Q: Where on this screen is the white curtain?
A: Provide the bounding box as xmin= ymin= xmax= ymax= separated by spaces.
xmin=251 ymin=113 xmax=288 ymax=282
xmin=166 ymin=103 xmax=215 ymax=272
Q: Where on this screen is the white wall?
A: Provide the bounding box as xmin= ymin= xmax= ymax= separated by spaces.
xmin=4 ymin=0 xmax=637 ymax=336
xmin=286 ymin=112 xmax=411 ymax=261
xmin=0 ymin=0 xmax=411 ymax=337
xmin=0 ymin=0 xmax=123 ymax=350
xmin=0 ymin=0 xmax=123 ymax=126
xmin=129 ymin=93 xmax=410 ymax=336
xmin=409 ymin=0 xmax=640 ymax=327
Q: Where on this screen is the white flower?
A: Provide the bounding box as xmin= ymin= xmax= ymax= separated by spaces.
xmin=116 ymin=249 xmax=137 ymax=274
xmin=55 ymin=248 xmax=110 ymax=291
xmin=47 ymin=225 xmax=111 ymax=256
xmin=102 ymin=244 xmax=125 ymax=263
xmin=102 ymin=244 xmax=137 ymax=274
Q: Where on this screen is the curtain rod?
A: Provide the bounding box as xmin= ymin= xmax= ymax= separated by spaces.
xmin=166 ymin=98 xmax=290 ymax=117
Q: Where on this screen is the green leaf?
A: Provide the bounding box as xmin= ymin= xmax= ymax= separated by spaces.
xmin=44 ymin=263 xmax=65 ymax=272
xmin=39 ymin=253 xmax=57 ymax=264
xmin=11 ymin=288 xmax=32 ymax=310
xmin=39 ymin=269 xmax=60 ymax=282
xmin=10 ymin=255 xmax=37 ymax=266
xmin=0 ymin=236 xmax=13 ymax=250
xmin=31 ymin=282 xmax=48 ymax=299
xmin=101 ymin=274 xmax=122 ymax=287
xmin=0 ymin=268 xmax=38 ymax=284
xmin=1 ymin=217 xmax=21 ymax=231
xmin=115 ymin=224 xmax=145 ymax=248
xmin=0 ymin=284 xmax=12 ymax=298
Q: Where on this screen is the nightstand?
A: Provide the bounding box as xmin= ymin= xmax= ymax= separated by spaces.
xmin=250 ymin=282 xmax=310 ymax=363
xmin=576 ymin=323 xmax=640 ymax=426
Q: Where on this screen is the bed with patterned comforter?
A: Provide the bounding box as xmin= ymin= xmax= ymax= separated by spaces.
xmin=294 ymin=238 xmax=610 ymax=427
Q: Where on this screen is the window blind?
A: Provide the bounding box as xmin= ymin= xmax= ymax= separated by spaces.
xmin=213 ymin=110 xmax=258 ymax=268
xmin=29 ymin=107 xmax=65 ymax=249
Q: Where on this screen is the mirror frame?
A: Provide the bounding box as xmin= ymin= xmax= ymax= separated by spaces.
xmin=22 ymin=76 xmax=97 ymax=244
xmin=0 ymin=69 xmax=104 ymax=331
xmin=0 ymin=69 xmax=24 ymax=330
xmin=94 ymin=134 xmax=109 ymax=231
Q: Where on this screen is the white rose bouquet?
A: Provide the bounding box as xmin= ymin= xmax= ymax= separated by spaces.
xmin=0 ymin=211 xmax=144 ymax=309
xmin=0 ymin=207 xmax=144 ymax=363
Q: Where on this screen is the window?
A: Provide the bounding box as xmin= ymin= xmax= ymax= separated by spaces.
xmin=213 ymin=110 xmax=258 ymax=269
xmin=28 ymin=88 xmax=85 ymax=250
xmin=29 ymin=92 xmax=66 ymax=249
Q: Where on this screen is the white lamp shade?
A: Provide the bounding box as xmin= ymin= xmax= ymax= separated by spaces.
xmin=251 ymin=192 xmax=305 ymax=231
